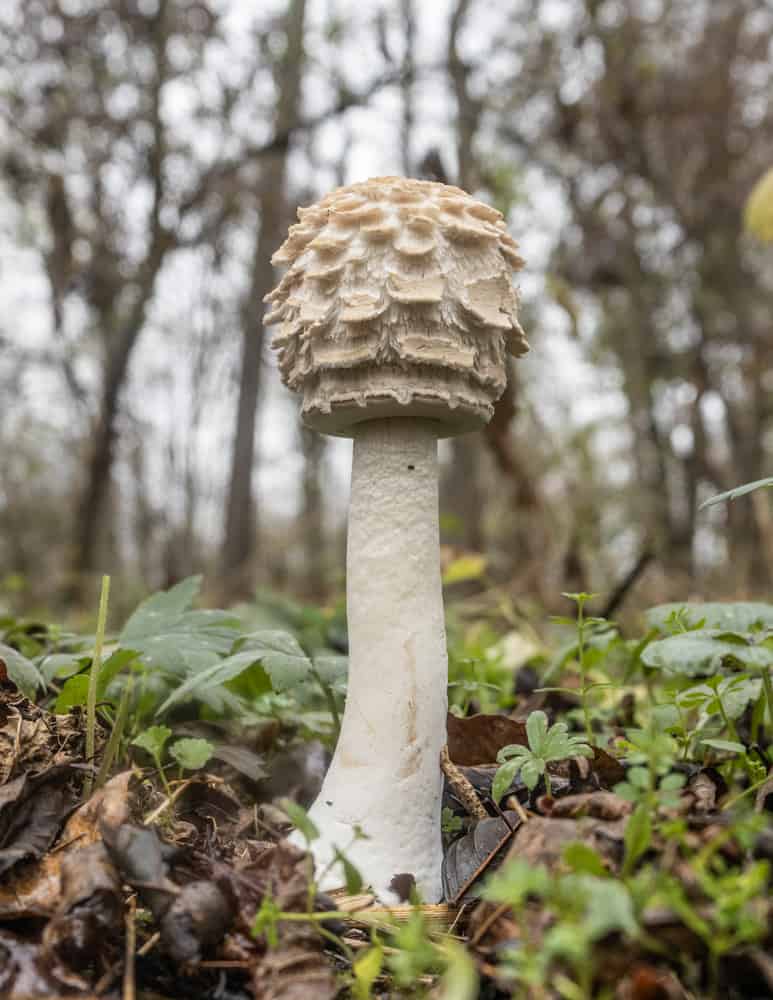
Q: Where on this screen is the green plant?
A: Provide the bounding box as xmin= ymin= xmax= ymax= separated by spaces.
xmin=493 ymin=710 xmax=592 ymax=801
xmin=84 ymin=575 xmax=110 ymax=799
xmin=132 ymin=725 xmax=173 ymax=793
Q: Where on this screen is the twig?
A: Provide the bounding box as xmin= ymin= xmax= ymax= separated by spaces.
xmin=440 ymin=745 xmax=488 ymax=820
xmin=137 ymin=931 xmax=160 ymax=957
xmin=505 ymin=794 xmax=530 ymax=824
xmin=142 ymin=777 xmax=196 ymax=825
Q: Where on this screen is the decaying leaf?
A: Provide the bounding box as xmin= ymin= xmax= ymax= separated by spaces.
xmin=0 ymin=770 xmax=133 ymax=918
xmin=41 ymin=841 xmax=123 ymax=966
xmin=442 ymin=812 xmax=521 ymax=903
xmin=0 ymin=765 xmax=78 ymax=876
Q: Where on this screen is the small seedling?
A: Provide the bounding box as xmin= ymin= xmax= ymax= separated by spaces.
xmin=493 ymin=710 xmax=592 ymax=801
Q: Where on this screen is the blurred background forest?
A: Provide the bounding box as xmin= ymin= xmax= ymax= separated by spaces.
xmin=0 ymin=0 xmax=772 ymax=617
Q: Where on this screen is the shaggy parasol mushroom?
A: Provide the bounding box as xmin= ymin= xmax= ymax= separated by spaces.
xmin=265 ymin=176 xmax=528 ymax=902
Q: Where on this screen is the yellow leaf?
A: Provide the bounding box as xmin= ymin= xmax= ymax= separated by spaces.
xmin=442 ymin=555 xmax=487 ymax=585
xmin=744 ymin=166 xmax=773 ymax=242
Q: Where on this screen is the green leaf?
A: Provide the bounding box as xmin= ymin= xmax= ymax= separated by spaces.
xmin=623 ymin=803 xmax=652 ymax=874
xmin=96 ymin=648 xmax=138 ymax=697
xmin=659 ymin=772 xmax=686 ymax=792
xmin=702 ymin=738 xmax=746 ymax=754
xmin=581 ymin=878 xmax=638 ymax=940
xmin=646 ymin=603 xmax=773 ymax=633
xmin=132 ymin=725 xmax=172 ymax=762
xmin=492 ymin=759 xmax=523 ymax=805
xmin=562 ymin=843 xmax=607 ymax=877
xmin=442 ymin=555 xmax=487 ymax=585
xmin=352 ymin=945 xmax=383 ymax=1000
xmin=334 ymin=849 xmax=364 ymax=895
xmin=169 ymin=737 xmax=214 ymax=771
xmin=520 ymin=756 xmax=544 ymax=791
xmin=240 ymin=631 xmax=314 ymax=691
xmin=54 ymin=673 xmax=90 ymax=712
xmin=437 ymin=939 xmax=479 ymax=1000
xmin=0 ymin=642 xmax=43 ymax=699
xmin=699 ymin=477 xmax=773 ymax=510
xmin=38 ymin=653 xmax=88 ymax=683
xmin=642 ymin=631 xmax=773 ymax=677
xmin=279 ymin=798 xmax=319 ymax=844
xmin=526 ymin=710 xmax=549 ymax=752
xmin=482 ymin=859 xmax=550 ymax=906
xmin=628 ymin=766 xmax=650 ymax=789
xmin=120 ymin=576 xmax=238 ymax=676
xmin=155 ymin=650 xmax=272 ymax=715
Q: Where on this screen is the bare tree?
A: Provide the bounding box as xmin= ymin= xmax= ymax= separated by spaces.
xmin=221 ymin=0 xmax=308 ymax=598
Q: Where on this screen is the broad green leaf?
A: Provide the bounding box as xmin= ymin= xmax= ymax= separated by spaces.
xmin=311 ymin=653 xmax=348 ymax=689
xmin=55 ymin=673 xmax=90 ymax=712
xmin=120 ymin=576 xmax=238 ymax=676
xmin=646 ymin=603 xmax=773 ymax=633
xmin=442 ymin=555 xmax=487 ymax=585
xmin=97 ymin=648 xmax=138 ymax=697
xmin=279 ymin=798 xmax=319 ymax=843
xmin=641 ymin=631 xmax=773 ymax=677
xmin=155 ymin=651 xmax=270 ymax=716
xmin=240 ymin=631 xmax=313 ymax=691
xmin=169 ymin=737 xmax=214 ymax=771
xmin=492 ymin=759 xmax=522 ymax=805
xmin=352 ymin=945 xmax=383 ymax=1000
xmin=623 ymin=803 xmax=651 ymax=874
xmin=132 ymin=725 xmax=172 ymax=762
xmin=38 ymin=653 xmax=88 ymax=682
xmin=0 ymin=642 xmax=43 ymax=699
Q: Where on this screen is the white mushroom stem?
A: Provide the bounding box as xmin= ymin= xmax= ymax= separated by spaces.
xmin=295 ymin=417 xmax=447 ymax=903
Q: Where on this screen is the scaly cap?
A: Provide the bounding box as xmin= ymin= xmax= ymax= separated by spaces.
xmin=265 ymin=176 xmax=528 ymax=436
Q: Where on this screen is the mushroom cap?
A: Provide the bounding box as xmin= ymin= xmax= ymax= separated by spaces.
xmin=265 ymin=176 xmax=529 ymax=437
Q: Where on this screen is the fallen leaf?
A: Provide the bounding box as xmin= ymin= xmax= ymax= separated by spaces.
xmin=0 ymin=765 xmax=77 ymax=876
xmin=446 ymin=713 xmax=527 ymax=766
xmin=41 ymin=841 xmax=123 ymax=967
xmin=540 ymin=791 xmax=633 ymax=821
xmin=0 ymin=770 xmax=133 ymax=918
xmin=442 ymin=812 xmax=521 ymax=903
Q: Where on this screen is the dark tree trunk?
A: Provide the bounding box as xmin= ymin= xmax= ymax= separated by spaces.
xmin=221 ymin=0 xmax=307 ymax=598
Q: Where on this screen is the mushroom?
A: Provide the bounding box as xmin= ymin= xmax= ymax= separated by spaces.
xmin=264 ymin=176 xmax=528 ymax=902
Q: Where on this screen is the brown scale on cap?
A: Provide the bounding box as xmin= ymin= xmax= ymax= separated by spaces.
xmin=264 ymin=176 xmax=529 ymax=437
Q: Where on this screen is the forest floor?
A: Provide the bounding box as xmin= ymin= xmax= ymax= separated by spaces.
xmin=0 ymin=578 xmax=772 ymax=999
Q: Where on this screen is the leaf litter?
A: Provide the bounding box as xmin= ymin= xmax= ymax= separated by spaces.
xmin=0 ymin=584 xmax=771 ymax=998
